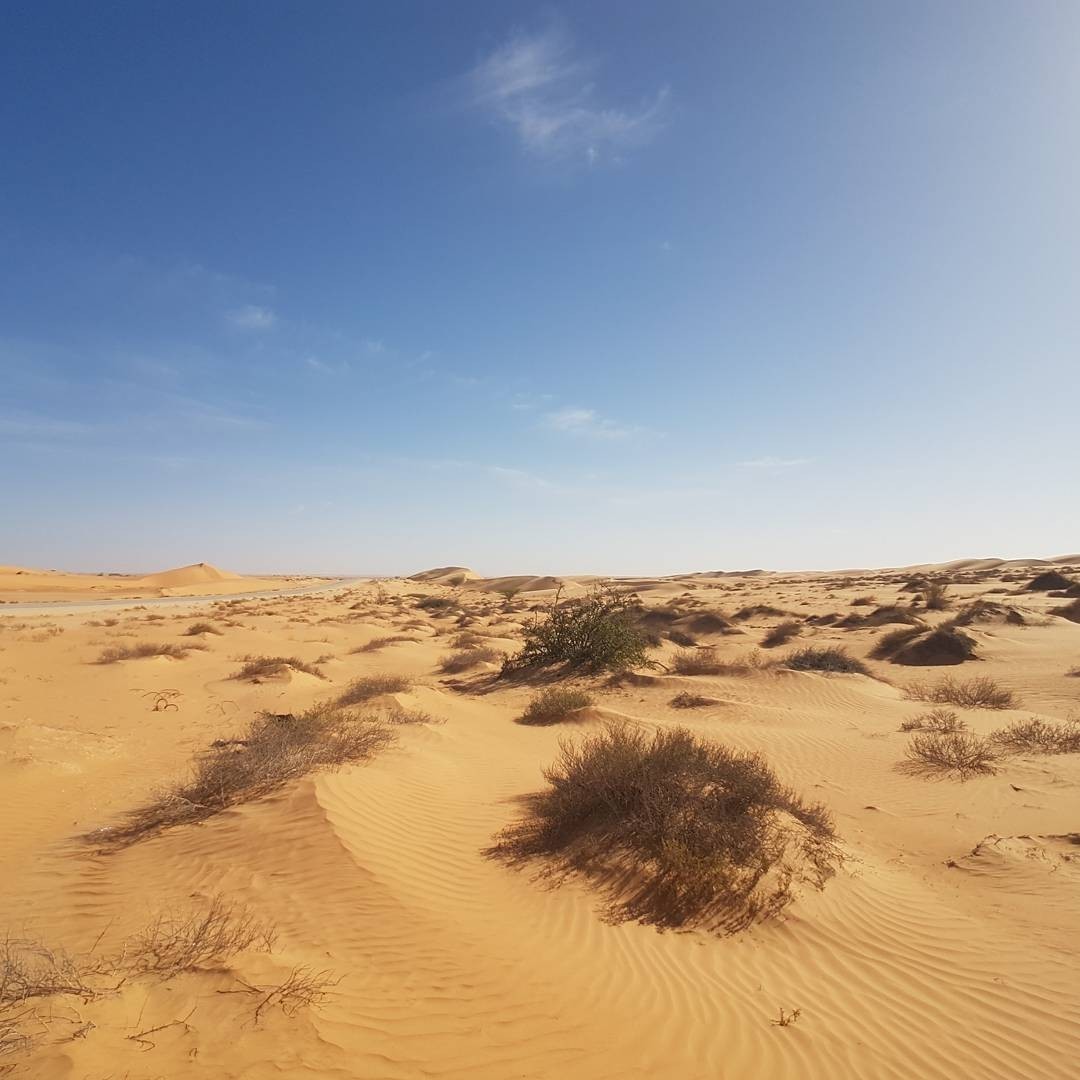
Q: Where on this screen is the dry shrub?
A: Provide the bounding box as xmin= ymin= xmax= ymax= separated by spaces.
xmin=96 ymin=641 xmax=203 ymax=663
xmin=449 ymin=631 xmax=487 ymax=648
xmin=761 ymin=621 xmax=801 ymax=648
xmin=337 ymin=673 xmax=410 ymax=705
xmin=440 ymin=645 xmax=501 ymax=673
xmin=417 ymin=595 xmax=456 ymax=613
xmin=905 ymin=676 xmax=1016 ymax=709
xmin=129 ymin=895 xmax=277 ymax=975
xmin=1055 ymin=598 xmax=1080 ymax=623
xmin=784 ymin=647 xmax=868 ymax=675
xmin=902 ymin=731 xmax=998 ymax=779
xmin=924 ymin=581 xmax=951 ymax=610
xmin=667 ymin=629 xmax=697 ymax=647
xmin=1027 ymin=570 xmax=1075 ymax=592
xmin=517 ymin=687 xmax=593 ymax=726
xmin=90 ymin=705 xmax=393 ymax=848
xmin=899 ymin=708 xmax=965 ymax=733
xmin=990 ymin=717 xmax=1080 ymax=755
xmin=489 ymin=724 xmax=841 ymax=931
xmin=874 ymin=625 xmax=978 ymax=666
xmin=732 ymin=605 xmax=789 ymax=621
xmin=226 ymin=966 xmax=340 ymax=1022
xmin=232 ymin=655 xmax=325 ymax=681
xmin=184 ymin=621 xmax=223 ymax=636
xmin=670 ymin=692 xmax=718 ymax=709
xmin=352 ymin=635 xmax=419 ymax=653
xmin=503 ymin=587 xmax=649 ymax=675
xmin=850 ymin=596 xmax=875 ymax=607
xmin=670 ymin=647 xmax=768 ymax=676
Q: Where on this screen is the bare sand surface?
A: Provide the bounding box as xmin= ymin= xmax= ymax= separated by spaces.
xmin=1 ymin=558 xmax=1078 ymax=1077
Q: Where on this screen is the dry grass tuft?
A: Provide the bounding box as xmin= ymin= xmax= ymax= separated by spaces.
xmin=990 ymin=717 xmax=1080 ymax=755
xmin=184 ymin=621 xmax=223 ymax=636
xmin=128 ymin=895 xmax=277 ymax=976
xmin=351 ymin=635 xmax=420 ymax=653
xmin=904 ymin=676 xmax=1016 ymax=709
xmin=670 ymin=692 xmax=718 ymax=709
xmin=923 ymin=581 xmax=951 ymax=610
xmin=517 ymin=687 xmax=593 ymax=725
xmin=902 ymin=731 xmax=998 ymax=779
xmin=337 ymin=673 xmax=411 ymax=705
xmin=89 ymin=705 xmax=393 ymax=848
xmin=761 ymin=621 xmax=801 ymax=648
xmin=671 ymin=647 xmax=769 ymax=676
xmin=899 ymin=708 xmax=965 ymax=733
xmin=440 ymin=645 xmax=502 ymax=673
xmin=783 ymin=647 xmax=868 ymax=675
xmin=232 ymin=655 xmax=325 ymax=681
xmin=489 ymin=724 xmax=841 ymax=931
xmin=96 ymin=641 xmax=203 ymax=663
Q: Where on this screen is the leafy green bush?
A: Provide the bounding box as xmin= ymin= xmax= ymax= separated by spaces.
xmin=502 ymin=587 xmax=649 ymax=674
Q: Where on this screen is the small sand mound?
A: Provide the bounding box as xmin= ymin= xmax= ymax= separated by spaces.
xmin=886 ymin=626 xmax=978 ymax=666
xmin=1026 ymin=570 xmax=1076 ymax=592
xmin=408 ymin=566 xmax=479 ymax=585
xmin=137 ymin=562 xmax=241 ymax=588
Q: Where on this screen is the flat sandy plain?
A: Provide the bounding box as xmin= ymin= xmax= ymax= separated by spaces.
xmin=1 ymin=557 xmax=1078 ymax=1078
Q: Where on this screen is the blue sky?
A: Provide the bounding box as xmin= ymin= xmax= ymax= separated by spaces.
xmin=2 ymin=2 xmax=1078 ymax=575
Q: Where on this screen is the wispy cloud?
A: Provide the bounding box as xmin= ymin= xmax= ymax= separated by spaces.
xmin=738 ymin=456 xmax=811 ymax=470
xmin=542 ymin=405 xmax=636 ymax=439
xmin=468 ymin=24 xmax=668 ymax=163
xmin=227 ymin=304 xmax=277 ymax=330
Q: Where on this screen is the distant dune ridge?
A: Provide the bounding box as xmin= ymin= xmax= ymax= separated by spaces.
xmin=0 ymin=561 xmax=321 ymax=601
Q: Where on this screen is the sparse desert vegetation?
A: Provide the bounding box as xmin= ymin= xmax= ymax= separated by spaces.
xmin=761 ymin=620 xmax=802 ymax=648
xmin=440 ymin=644 xmax=502 ymax=673
xmin=517 ymin=687 xmax=593 ymax=725
xmin=489 ymin=723 xmax=841 ymax=930
xmin=337 ymin=673 xmax=411 ymax=705
xmin=502 ymin=587 xmax=650 ymax=674
xmin=904 ymin=676 xmax=1017 ymax=709
xmin=89 ymin=705 xmax=395 ymax=848
xmin=232 ymin=654 xmax=326 ymax=680
xmin=96 ymin=640 xmax=204 ymax=663
xmin=902 ymin=730 xmax=999 ymax=779
xmin=783 ymin=647 xmax=869 ymax=675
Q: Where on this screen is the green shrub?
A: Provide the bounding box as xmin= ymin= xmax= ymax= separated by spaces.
xmin=502 ymin=587 xmax=649 ymax=674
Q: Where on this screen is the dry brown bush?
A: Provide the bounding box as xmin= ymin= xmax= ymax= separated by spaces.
xmin=337 ymin=673 xmax=410 ymax=705
xmin=904 ymin=676 xmax=1016 ymax=709
xmin=488 ymin=724 xmax=841 ymax=931
xmin=96 ymin=641 xmax=204 ymax=663
xmin=231 ymin=655 xmax=325 ymax=680
xmin=88 ymin=705 xmax=393 ymax=848
xmin=670 ymin=692 xmax=718 ymax=709
xmin=184 ymin=622 xmax=223 ymax=636
xmin=351 ymin=635 xmax=420 ymax=653
xmin=783 ymin=647 xmax=868 ymax=674
xmin=128 ymin=895 xmax=277 ymax=976
xmin=517 ymin=687 xmax=593 ymax=725
xmin=899 ymin=708 xmax=965 ymax=733
xmin=990 ymin=717 xmax=1080 ymax=755
xmin=761 ymin=621 xmax=801 ymax=648
xmin=440 ymin=645 xmax=501 ymax=673
xmin=902 ymin=730 xmax=998 ymax=779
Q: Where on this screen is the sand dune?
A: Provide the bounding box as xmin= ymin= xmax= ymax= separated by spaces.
xmin=1 ymin=559 xmax=1078 ymax=1077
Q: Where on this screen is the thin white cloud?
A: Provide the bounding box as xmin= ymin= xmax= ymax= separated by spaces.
xmin=469 ymin=24 xmax=668 ymax=163
xmin=305 ymin=355 xmax=350 ymax=374
xmin=227 ymin=304 xmax=277 ymax=330
xmin=542 ymin=406 xmax=636 ymax=439
xmin=738 ymin=456 xmax=811 ymax=469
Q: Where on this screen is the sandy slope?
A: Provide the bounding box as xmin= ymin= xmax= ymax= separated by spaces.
xmin=1 ymin=560 xmax=1079 ymax=1077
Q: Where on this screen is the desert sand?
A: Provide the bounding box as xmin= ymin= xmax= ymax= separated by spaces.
xmin=1 ymin=557 xmax=1078 ymax=1078
xmin=0 ymin=562 xmax=329 ymax=603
